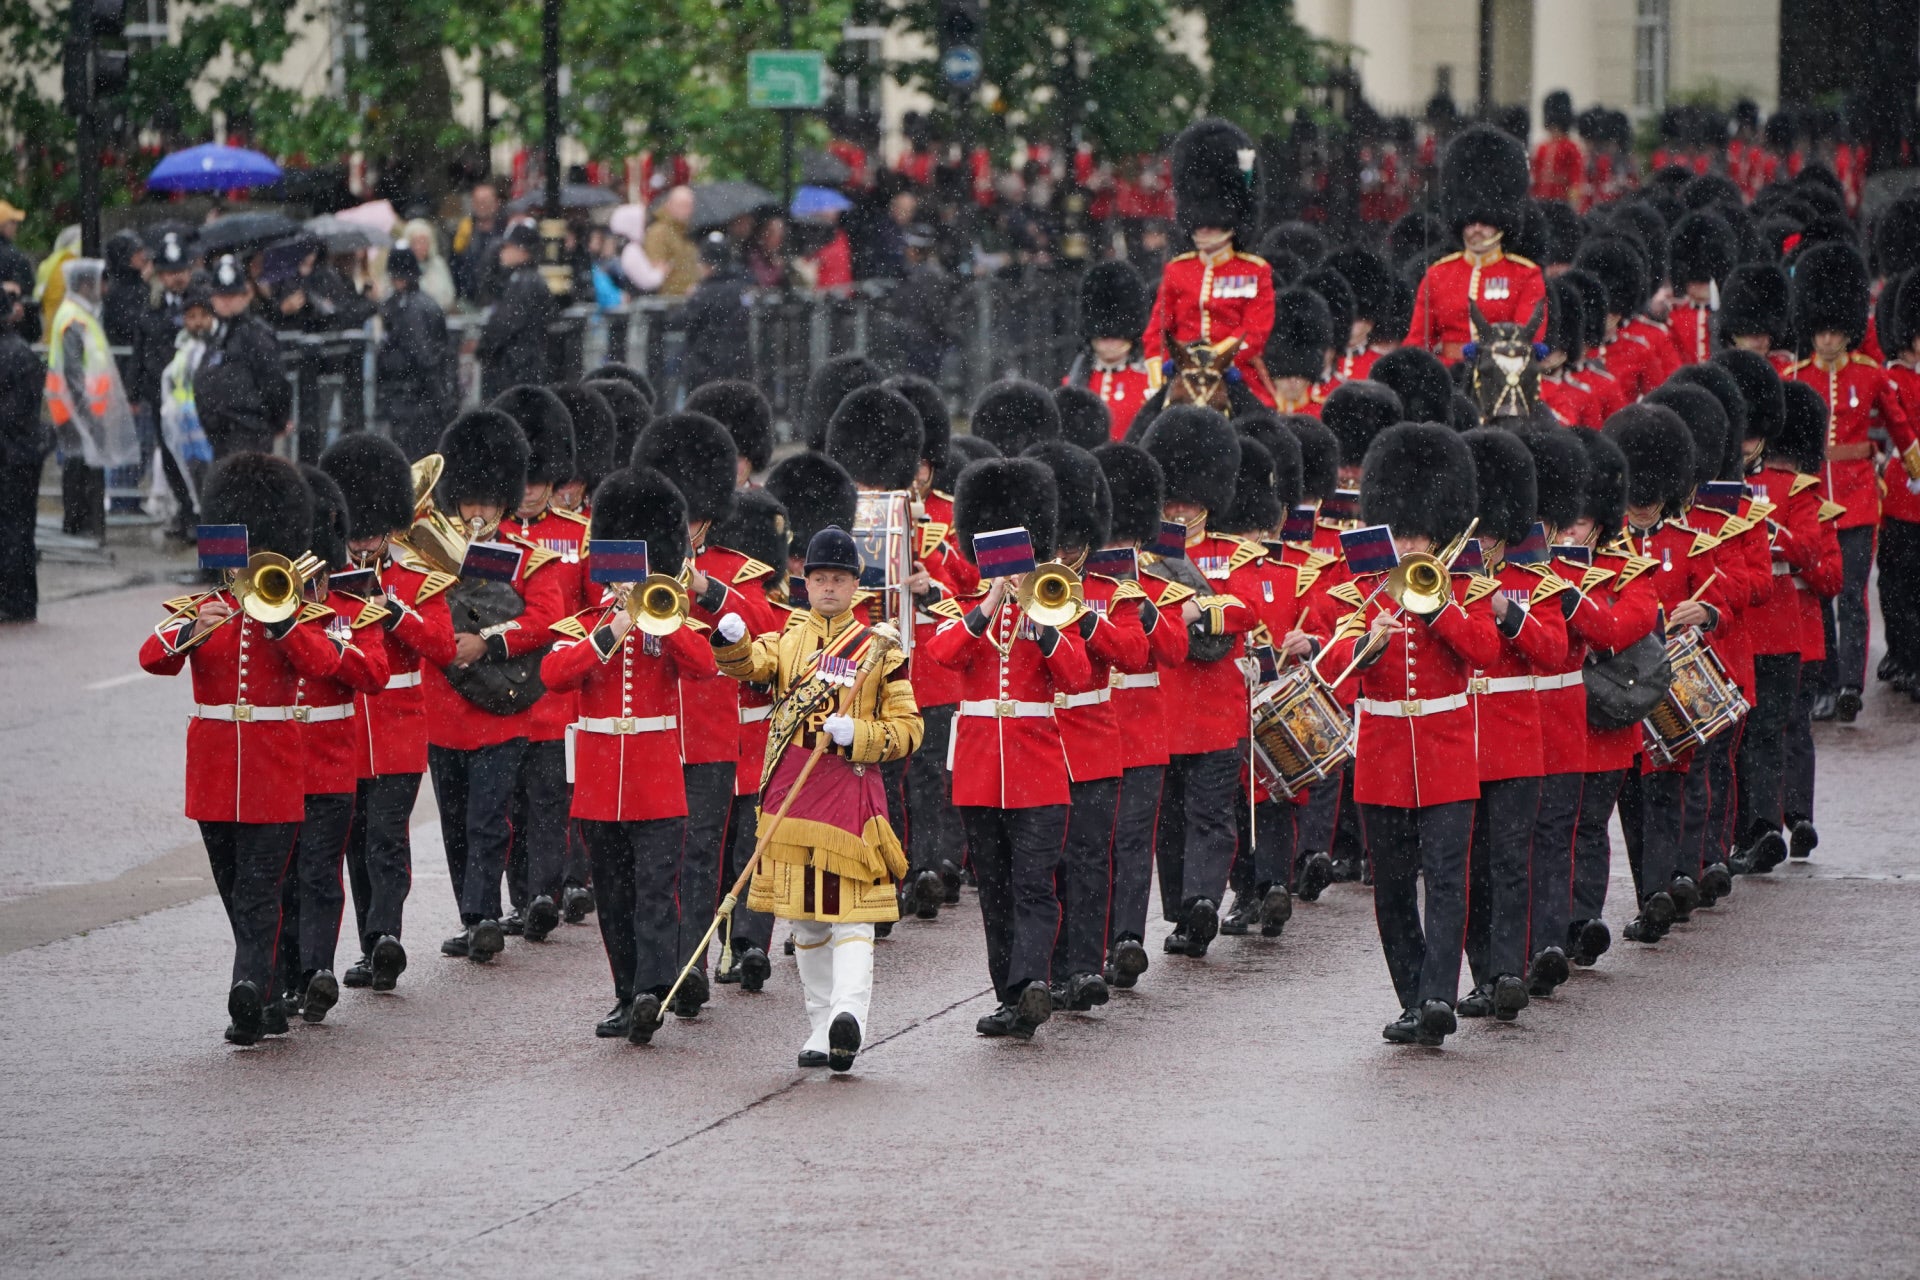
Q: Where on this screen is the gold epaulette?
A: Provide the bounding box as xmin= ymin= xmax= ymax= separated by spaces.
xmin=929 ymin=489 xmax=954 ymax=505
xmin=1504 ymin=252 xmax=1539 ymax=270
xmin=1295 ymin=553 xmax=1331 ymax=596
xmin=1785 ymin=357 xmax=1814 ymax=374
xmin=392 ymin=546 xmax=439 ymax=576
xmin=161 ymin=594 xmax=202 ymax=615
xmin=1614 ymin=555 xmax=1658 ymax=587
xmin=1236 ymin=251 xmax=1268 ymax=267
xmin=1167 ymin=251 xmax=1197 ymax=264
xmin=550 ymin=615 xmax=591 ymax=640
xmin=1432 ymin=250 xmax=1464 ymax=266
xmin=548 ymin=506 xmax=590 ymax=528
xmin=1716 ymin=514 xmax=1753 ymax=538
xmin=297 ymin=601 xmax=332 ymax=624
xmin=1463 ymin=577 xmax=1500 ymax=605
xmin=415 ymin=571 xmax=458 ymax=603
xmin=1529 ymin=573 xmax=1573 ymax=605
xmin=1106 ymin=577 xmax=1147 ymax=603
xmin=1332 ymin=609 xmax=1369 ymax=640
xmin=926 ymin=598 xmax=966 ymax=620
xmin=1227 ymin=538 xmax=1266 ymax=572
xmin=1790 ymin=473 xmax=1821 ymax=497
xmin=1747 ymin=500 xmax=1776 ymax=525
xmin=918 ymin=522 xmax=951 ymax=559
xmin=1580 ymin=564 xmax=1616 ymax=593
xmin=520 ymin=546 xmax=560 ymax=575
xmin=1818 ymin=500 xmax=1846 ymax=523
xmin=852 ymin=589 xmax=877 ymax=609
xmin=1326 ymin=580 xmax=1366 ymax=607
xmin=1682 ymin=526 xmax=1720 ymax=557
xmin=685 ymin=617 xmax=711 ymax=633
xmin=732 ymin=556 xmax=775 ymax=584
xmin=1850 ymin=352 xmax=1880 ymax=367
xmin=783 ymin=608 xmax=812 ymax=630
xmin=1151 ymin=579 xmax=1196 ymax=608
xmin=352 ymin=599 xmax=391 ymax=629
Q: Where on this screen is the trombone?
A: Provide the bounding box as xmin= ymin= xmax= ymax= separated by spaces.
xmin=391 ymin=453 xmax=470 ymax=576
xmin=163 ymin=551 xmax=324 ymax=637
xmin=1016 ymin=561 xmax=1086 ymax=628
xmin=1311 ymin=519 xmax=1479 ymax=689
xmin=624 ymin=573 xmax=690 ymax=636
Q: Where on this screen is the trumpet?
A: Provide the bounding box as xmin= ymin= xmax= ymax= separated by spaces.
xmin=1312 ymin=519 xmax=1479 ymax=688
xmin=164 ymin=551 xmax=324 ymax=636
xmin=1017 ymin=561 xmax=1086 ymax=628
xmin=391 ymin=454 xmax=469 ymax=576
xmin=624 ymin=573 xmax=689 ymax=636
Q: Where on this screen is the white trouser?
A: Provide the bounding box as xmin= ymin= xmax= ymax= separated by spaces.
xmin=791 ymin=920 xmax=875 ymax=1052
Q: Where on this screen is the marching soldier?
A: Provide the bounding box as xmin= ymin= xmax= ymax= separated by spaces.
xmin=1323 ymin=247 xmax=1399 ymax=382
xmin=1407 ymin=125 xmax=1547 ymax=362
xmin=1666 ymin=211 xmax=1737 ymax=367
xmin=1265 ymin=288 xmax=1334 ymax=416
xmin=1717 ymin=263 xmax=1794 ymax=371
xmin=1064 ymin=261 xmax=1155 ymax=440
xmin=1573 ymin=237 xmax=1664 ymax=401
xmin=685 ymin=378 xmax=777 ymax=487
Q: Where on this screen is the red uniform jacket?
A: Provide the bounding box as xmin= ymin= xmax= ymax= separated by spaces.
xmin=1744 ymin=472 xmax=1829 ymax=656
xmin=1406 ymin=248 xmax=1547 ymax=360
xmin=1668 ymin=301 xmax=1716 ymax=367
xmin=1881 ymin=363 xmax=1920 ymax=524
xmin=1113 ymin=571 xmax=1192 ymax=770
xmin=1065 ymin=361 xmax=1154 ymax=440
xmin=1537 ymin=553 xmax=1592 ymax=776
xmin=1155 ymin=531 xmax=1262 ymax=756
xmin=679 ymin=541 xmax=780 ymax=767
xmin=1333 ymin=347 xmax=1382 ymax=383
xmin=1621 ymin=316 xmax=1681 ymax=387
xmin=1799 ymin=486 xmax=1847 ymax=657
xmin=923 ymin=590 xmax=1094 ymax=808
xmin=501 ymin=506 xmax=592 ymax=743
xmin=139 ymin=596 xmax=346 ymax=823
xmin=1789 ymin=354 xmax=1920 ymax=530
xmin=1589 ymin=333 xmax=1660 ymax=401
xmin=1270 ymin=385 xmax=1327 ymax=418
xmin=1572 ymin=363 xmax=1629 ymax=420
xmin=1531 ymin=136 xmax=1585 ymax=202
xmin=1693 ymin=496 xmax=1776 ymax=700
xmin=1318 ymin=572 xmax=1504 ymax=808
xmin=1051 ymin=573 xmax=1150 ymax=783
xmin=540 ymin=604 xmax=718 ymax=822
xmin=422 ymin=543 xmax=568 ymax=751
xmin=299 ymin=592 xmax=390 ymax=795
xmin=353 ymin=555 xmax=457 ymax=778
xmin=1566 ymin=545 xmax=1663 ymax=773
xmin=1469 ymin=561 xmax=1571 ymax=782
xmin=910 ymin=507 xmax=979 ymax=710
xmin=1626 ymin=519 xmax=1731 ymax=772
xmin=1238 ymin=548 xmax=1335 ymax=803
xmin=1142 ymin=248 xmax=1277 ymax=405
xmin=1540 ymin=374 xmax=1602 ymax=428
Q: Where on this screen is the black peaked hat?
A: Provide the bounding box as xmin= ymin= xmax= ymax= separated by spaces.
xmin=1575 ymin=427 xmax=1629 ymax=538
xmin=1282 ymin=413 xmax=1339 ymax=500
xmin=934 ymin=434 xmax=1001 ymax=495
xmin=711 ymin=487 xmax=790 ymax=575
xmin=684 ymin=379 xmax=775 ymax=474
xmin=1717 ymin=263 xmax=1791 ymax=342
xmin=1080 ymin=259 xmax=1151 ymax=342
xmin=1265 ymin=287 xmax=1335 ymax=380
xmin=202 ymin=452 xmax=313 ymax=561
xmin=590 ymin=466 xmax=690 ymax=578
xmin=1646 ymin=383 xmax=1729 ymax=488
xmin=437 ymin=408 xmax=528 ymax=513
xmin=1775 ymin=380 xmax=1829 ymax=472
xmin=490 ymin=385 xmax=574 ymax=487
xmin=1463 ymin=427 xmax=1538 ymax=544
xmin=1359 ymin=422 xmax=1478 ymax=544
xmin=764 ymin=452 xmax=857 ymax=555
xmin=954 ymin=457 xmax=1059 ymax=565
xmin=1440 ymin=124 xmax=1531 ymax=238
xmin=319 ymin=432 xmax=414 ymax=538
xmin=826 ymin=385 xmax=924 ymax=490
xmin=1368 ymin=347 xmax=1452 ymax=424
xmin=549 ymin=382 xmax=618 ymax=492
xmin=1053 ymin=385 xmax=1112 ymax=452
xmin=1023 ymin=440 xmax=1112 ymax=553
xmin=1141 ymin=404 xmax=1239 ymax=514
xmin=1093 ymin=441 xmax=1165 ymax=547
xmin=804 ymin=527 xmax=862 ymax=575
xmin=1791 ymin=241 xmax=1871 ymax=348
xmin=1323 ymin=247 xmax=1396 ymax=327
xmin=969 ymin=379 xmax=1062 ymax=458
xmin=583 ymin=377 xmax=652 ymax=475
xmin=1171 ymin=118 xmax=1259 ymax=242
xmin=1514 ymin=421 xmax=1591 ymax=532
xmin=633 ymin=411 xmax=738 ymax=525
xmin=1711 ymin=348 xmax=1786 ymax=442
xmin=1321 ymin=380 xmax=1404 ymax=468
xmin=1669 ymin=210 xmax=1736 ymax=286
xmin=884 ymin=373 xmax=952 ymax=466
xmin=1604 ymin=404 xmax=1695 ymax=512
xmin=301 ymin=464 xmax=351 ymax=571
xmin=1215 ymin=437 xmax=1283 ymax=536
xmin=802 ymin=353 xmax=883 ymax=452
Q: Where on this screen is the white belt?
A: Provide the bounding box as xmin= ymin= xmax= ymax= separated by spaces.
xmin=194 ymin=703 xmax=296 ymax=722
xmin=1771 ymin=561 xmax=1792 ymax=576
xmin=575 ymin=714 xmax=677 ymax=735
xmin=739 ymin=704 xmax=772 ymax=724
xmin=293 ymin=703 xmax=355 ymax=723
xmin=1054 ymin=688 xmax=1112 ymax=709
xmin=1109 ymin=671 xmax=1161 ymax=689
xmin=1358 ymin=693 xmax=1470 ymax=718
xmin=1469 ymin=675 xmax=1536 ymax=695
xmin=1534 ymin=670 xmax=1585 ymax=691
xmin=384 ymin=670 xmax=422 ymax=690
xmin=957 ymin=698 xmax=1056 ymax=719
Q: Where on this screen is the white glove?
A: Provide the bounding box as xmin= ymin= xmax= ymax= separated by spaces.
xmin=823 ymin=714 xmax=856 ymax=746
xmin=717 ymin=612 xmax=747 ymax=643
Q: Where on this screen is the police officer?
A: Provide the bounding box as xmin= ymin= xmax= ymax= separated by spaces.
xmin=195 ymin=254 xmax=291 ymax=459
xmin=477 ymin=223 xmax=553 ymax=400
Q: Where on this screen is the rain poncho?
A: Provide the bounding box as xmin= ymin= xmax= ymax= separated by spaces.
xmin=44 ymin=259 xmax=139 ymax=469
xmin=159 ymin=326 xmax=213 ymax=505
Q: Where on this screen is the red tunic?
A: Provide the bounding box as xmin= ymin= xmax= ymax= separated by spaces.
xmin=1332 ymin=346 xmax=1382 ymax=383
xmin=1881 ymin=363 xmax=1920 ymax=525
xmin=422 ymin=544 xmax=569 ymax=751
xmin=298 ymin=593 xmax=391 ymax=795
xmin=678 ymin=542 xmax=780 ymax=767
xmin=1668 ymin=301 xmax=1716 ymax=367
xmin=1142 ymin=248 xmax=1277 ymax=405
xmin=1406 ymin=249 xmax=1547 ymax=361
xmin=1530 ymin=136 xmax=1585 ymax=203
xmin=352 ymin=556 xmax=457 ymax=778
xmin=1589 ymin=334 xmax=1660 ymax=402
xmin=1788 ymin=354 xmax=1920 ymax=531
xmin=1051 ymin=573 xmax=1150 ymax=783
xmin=1113 ymin=571 xmax=1191 ymax=770
xmin=500 ymin=506 xmax=591 ymax=744
xmin=1744 ymin=472 xmax=1828 ymax=656
xmin=909 ymin=506 xmax=978 ymax=711
xmin=1155 ymin=532 xmax=1262 ymax=756
xmin=1539 ymin=374 xmax=1602 ymax=428
xmin=1066 ymin=361 xmax=1154 ymax=440
xmin=1621 ymin=316 xmax=1681 ymax=388
xmin=1469 ymin=561 xmax=1569 ymax=783
xmin=1626 ymin=520 xmax=1732 ymax=772
xmin=1572 ymin=363 xmax=1629 ymax=421
xmin=1566 ymin=546 xmax=1663 ymax=773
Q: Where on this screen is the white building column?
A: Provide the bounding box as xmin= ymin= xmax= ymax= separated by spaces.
xmin=1531 ymin=0 xmax=1599 ymax=131
xmin=1350 ymin=0 xmax=1416 ymax=110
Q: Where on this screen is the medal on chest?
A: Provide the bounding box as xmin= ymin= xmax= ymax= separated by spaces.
xmin=1196 ymin=554 xmax=1230 ymax=580
xmin=1210 ymin=274 xmax=1258 ymax=300
xmin=1482 ymin=275 xmax=1510 ymax=301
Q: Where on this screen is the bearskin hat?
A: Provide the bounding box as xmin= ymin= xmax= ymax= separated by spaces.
xmin=1387 ymin=210 xmax=1447 ymax=268
xmin=1261 ymin=220 xmax=1327 ymax=268
xmin=299 ymin=465 xmax=351 ymax=571
xmin=764 ymin=452 xmax=857 ymax=557
xmin=1093 ymin=441 xmax=1165 ymax=547
xmin=1368 ymin=347 xmax=1453 ymax=425
xmin=826 ymin=385 xmax=924 ymax=491
xmin=1080 ymin=260 xmax=1150 ymax=343
xmin=1141 ymin=404 xmax=1240 ymax=514
xmin=1890 ymin=269 xmax=1920 ymax=357
xmin=1537 ymin=200 xmax=1585 ymax=269
xmin=1646 ymin=383 xmax=1729 ymax=489
xmin=954 ymin=457 xmax=1059 ymax=565
xmin=1265 ymin=287 xmax=1335 ymax=380
xmin=549 ymin=383 xmax=617 ymax=492
xmin=1261 ymin=247 xmax=1305 ymax=288
xmin=1562 ymin=268 xmax=1612 ymax=349
xmin=710 ymin=487 xmax=789 ymax=577
xmin=1172 ymin=118 xmax=1259 ymax=242
xmin=1546 ymin=277 xmax=1586 ymax=357
xmin=1282 ymin=413 xmax=1339 ymax=500
xmin=802 ymin=353 xmax=883 ymax=452
xmin=590 ymin=363 xmax=655 ymax=408
xmin=884 ymin=374 xmax=952 ymax=466
xmin=1360 ymin=422 xmax=1478 ymax=544
xmin=1299 ymin=266 xmax=1354 ymax=350
xmin=590 ymin=466 xmax=690 ymax=578
xmin=1322 ymin=380 xmax=1404 ymax=468
xmin=319 ymin=432 xmax=414 ymax=539
xmin=1053 ymin=385 xmax=1112 ymax=452
xmin=1610 ymin=203 xmax=1671 ymax=283
xmin=1449 ymin=393 xmax=1483 ymax=433
xmin=1510 ymin=199 xmax=1551 ymax=268
xmin=934 ymin=434 xmax=1001 ymax=495
xmin=437 ymin=408 xmax=528 ymax=513
xmin=1495 ymin=104 xmax=1531 ymax=143
xmin=1215 ymin=437 xmax=1282 ymax=536
xmin=632 ymin=411 xmax=738 ymax=525
xmin=1379 ymin=276 xmax=1416 ymax=345
xmin=584 ymin=377 xmax=652 ymax=475
xmin=1874 ymin=191 xmax=1920 ymax=280
xmin=489 ymin=385 xmax=574 ymax=487
xmin=1669 ymin=210 xmax=1736 ymax=286
xmin=1023 ymin=440 xmax=1112 ymax=553
xmin=1792 ymin=241 xmax=1872 ymax=348
xmin=684 ymin=380 xmax=775 ymax=474
xmin=1543 ymin=89 xmax=1576 ymax=133
xmin=1574 ymin=236 xmax=1651 ymax=317
xmin=1712 ymin=348 xmax=1787 ymax=444
xmin=1514 ymin=421 xmax=1590 ymax=532
xmin=1234 ymin=410 xmax=1304 ymax=512
xmin=1668 ymin=361 xmax=1750 ymax=455
xmin=1575 ymin=427 xmax=1629 ymax=538
xmin=1682 ymin=173 xmax=1743 ymax=213
xmin=201 ymin=452 xmax=314 ymax=562
xmin=1323 ymin=247 xmax=1396 ymax=328
xmin=1775 ymin=381 xmax=1829 ymax=473
xmin=1718 ymin=263 xmax=1791 ymax=342
xmin=1440 ymin=124 xmax=1531 ymax=239
xmin=1604 ymin=404 xmax=1695 ymax=512
xmin=1463 ymin=428 xmax=1537 ymax=545
xmin=969 ymin=379 xmax=1061 ymax=458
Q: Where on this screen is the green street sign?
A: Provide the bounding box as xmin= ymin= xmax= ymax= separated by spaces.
xmin=748 ymin=50 xmax=826 ymax=109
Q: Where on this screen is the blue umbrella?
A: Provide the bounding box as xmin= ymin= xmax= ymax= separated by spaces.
xmin=791 ymin=185 xmax=851 ymax=218
xmin=146 ymin=144 xmax=282 ymax=193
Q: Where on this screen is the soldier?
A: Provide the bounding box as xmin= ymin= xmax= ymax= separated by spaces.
xmin=969 ymin=378 xmax=1063 ymax=458
xmin=1323 ymin=247 xmax=1399 ymax=382
xmin=685 ymin=379 xmax=776 ymax=487
xmin=1666 ymin=211 xmax=1738 ymax=367
xmin=1063 ymin=260 xmax=1154 ymax=440
xmin=1265 ymin=287 xmax=1334 ymax=416
xmin=1407 ymin=124 xmax=1547 ymax=362
xmin=1573 ymin=237 xmax=1663 ymax=401
xmin=1717 ymin=263 xmax=1794 ymax=371
xmin=1538 ymin=279 xmax=1604 ymax=428
xmin=1531 ymin=90 xmax=1585 ymax=206
xmin=476 ymin=224 xmax=552 ymax=399
xmin=1877 ymin=274 xmax=1920 ymax=697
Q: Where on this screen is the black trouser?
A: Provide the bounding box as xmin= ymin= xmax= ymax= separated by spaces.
xmin=962 ymin=805 xmax=1067 ymax=1004
xmin=1107 ymin=764 xmax=1163 ymax=948
xmin=1529 ymin=772 xmax=1583 ymax=962
xmin=1360 ymin=800 xmax=1474 ymax=1010
xmin=1331 ymin=767 xmax=1367 ymax=867
xmin=723 ymin=791 xmax=773 ymax=954
xmin=904 ymin=703 xmax=961 ymax=876
xmin=1466 ymin=776 xmax=1540 ymax=987
xmin=1232 ymin=795 xmax=1298 ymax=896
xmin=674 ymin=762 xmax=736 ymax=974
xmin=1154 ymin=744 xmax=1244 ymax=919
xmin=347 ymin=772 xmax=420 ymax=951
xmin=59 ymin=458 xmax=103 ymax=539
xmin=1782 ymin=661 xmax=1817 ymax=823
xmin=199 ymin=820 xmax=298 ymax=996
xmin=1707 ymin=723 xmax=1740 ymax=864
xmin=287 ymin=792 xmax=354 ymax=980
xmin=1878 ymin=518 xmax=1920 ymax=673
xmin=427 ymin=738 xmax=528 ymax=925
xmin=1737 ymin=653 xmax=1801 ymax=843
xmin=0 ymin=457 xmax=40 ymax=621
xmin=507 ymin=738 xmax=572 ymax=910
xmin=1815 ymin=525 xmax=1874 ymax=694
xmin=1571 ymin=769 xmax=1626 ymax=926
xmin=881 ymin=757 xmax=909 ymax=850
xmin=1296 ymin=765 xmax=1342 ymax=856
xmin=1051 ymin=776 xmax=1119 ymax=980
xmin=580 ymin=817 xmax=686 ymax=1002
xmin=1619 ymin=767 xmax=1685 ymax=903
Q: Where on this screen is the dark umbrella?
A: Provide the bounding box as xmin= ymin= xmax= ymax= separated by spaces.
xmin=690 ymin=181 xmax=778 ymax=232
xmin=194 ymin=212 xmax=301 ymax=258
xmin=799 ymin=149 xmax=851 ymax=187
xmin=506 ymin=183 xmax=620 ymax=214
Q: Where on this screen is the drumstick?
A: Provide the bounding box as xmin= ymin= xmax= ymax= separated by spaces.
xmin=1278 ymin=607 xmax=1311 ymax=668
xmin=1683 ymin=569 xmax=1719 ymax=604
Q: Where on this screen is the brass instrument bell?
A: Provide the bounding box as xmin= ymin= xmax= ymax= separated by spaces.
xmin=392 ymin=453 xmax=468 ymax=576
xmin=1017 ymin=561 xmax=1086 ymax=628
xmin=234 ymin=552 xmax=318 ymax=624
xmin=627 ymin=573 xmax=690 ymax=636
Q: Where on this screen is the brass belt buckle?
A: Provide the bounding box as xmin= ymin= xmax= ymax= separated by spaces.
xmin=291 ymin=705 xmax=311 ymax=723
xmin=615 ymin=716 xmax=636 ymax=734
xmin=1053 ymin=692 xmax=1069 ymax=708
xmin=995 ymin=699 xmax=1016 ymax=718
xmin=1109 ymin=670 xmax=1126 ymax=688
xmin=1469 ymin=677 xmax=1487 ymax=695
xmin=1401 ymin=699 xmax=1420 ymax=716
xmin=232 ymin=702 xmax=253 ymax=723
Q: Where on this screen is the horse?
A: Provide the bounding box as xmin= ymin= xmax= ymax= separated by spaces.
xmin=1124 ymin=332 xmax=1265 ymax=442
xmin=1465 ymin=297 xmax=1557 ymax=428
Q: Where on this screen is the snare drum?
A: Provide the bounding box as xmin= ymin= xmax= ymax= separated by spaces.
xmin=1642 ymin=631 xmax=1749 ymax=768
xmin=1250 ymin=668 xmax=1355 ymax=799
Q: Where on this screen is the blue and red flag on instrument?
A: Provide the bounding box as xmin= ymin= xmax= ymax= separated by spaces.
xmin=1552 ymin=543 xmax=1593 ymax=566
xmin=1506 ymin=521 xmax=1550 ymax=565
xmin=1250 ymin=642 xmax=1282 ymax=685
xmin=1154 ymin=519 xmax=1188 ymax=560
xmin=589 ymin=539 xmax=649 ymax=584
xmin=328 ymin=567 xmax=378 ymax=598
xmin=1280 ymin=504 xmax=1317 ymax=543
xmin=1321 ymin=489 xmax=1361 ymax=524
xmin=197 ymin=524 xmax=249 ymax=571
xmin=461 ymin=540 xmax=525 ymax=583
xmin=1695 ymin=480 xmax=1746 ymax=514
xmin=972 ymin=526 xmax=1037 ymax=579
xmin=1086 ymin=546 xmax=1138 ymax=581
xmin=1338 ymin=524 xmax=1398 ymax=577
xmin=1452 ymin=538 xmax=1486 ymax=574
